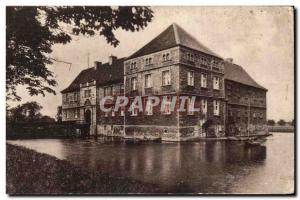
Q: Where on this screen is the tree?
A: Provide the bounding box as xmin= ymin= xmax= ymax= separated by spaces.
xmin=7 ymin=6 xmax=153 ymax=101
xmin=39 ymin=115 xmax=56 ymax=122
xmin=56 ymin=106 xmax=62 ymax=122
xmin=7 ymin=101 xmax=43 ymax=123
xmin=278 ymin=119 xmax=286 ymax=126
xmin=267 ymin=119 xmax=275 ymax=126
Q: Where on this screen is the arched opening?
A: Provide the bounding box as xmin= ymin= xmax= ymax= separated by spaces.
xmin=83 ymin=109 xmax=92 ymax=137
xmin=84 ymin=109 xmax=92 ymax=124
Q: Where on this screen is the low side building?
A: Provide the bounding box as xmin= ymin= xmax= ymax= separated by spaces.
xmin=224 ymin=59 xmax=268 ymax=136
xmin=61 ymin=57 xmax=125 ymax=136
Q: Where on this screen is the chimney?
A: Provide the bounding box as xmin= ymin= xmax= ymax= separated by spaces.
xmin=94 ymin=61 xmax=102 ymax=70
xmin=109 ymin=55 xmax=117 ymax=65
xmin=225 ymin=58 xmax=233 ymax=63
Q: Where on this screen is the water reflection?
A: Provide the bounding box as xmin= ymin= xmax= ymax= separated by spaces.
xmin=7 ymin=133 xmax=294 ymax=194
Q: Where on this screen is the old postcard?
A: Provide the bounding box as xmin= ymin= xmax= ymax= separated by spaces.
xmin=6 ymin=6 xmax=294 ymax=195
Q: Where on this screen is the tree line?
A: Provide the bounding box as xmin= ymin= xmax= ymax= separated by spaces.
xmin=267 ymin=119 xmax=294 ymax=126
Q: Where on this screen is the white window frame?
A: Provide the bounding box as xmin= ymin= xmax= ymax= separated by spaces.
xmin=162 ymin=96 xmax=171 ymax=115
xmin=74 ymin=109 xmax=79 ymax=119
xmin=131 ymin=77 xmax=137 ymax=91
xmin=201 ymin=74 xmax=207 ymax=88
xmin=145 ymin=74 xmax=152 ymax=88
xmin=162 ymin=70 xmax=171 ymax=86
xmin=213 ymin=100 xmax=220 ymax=116
xmin=187 ymin=71 xmax=194 ymax=86
xmin=213 ymin=76 xmax=220 ymax=90
xmin=202 ymin=99 xmax=207 ymax=114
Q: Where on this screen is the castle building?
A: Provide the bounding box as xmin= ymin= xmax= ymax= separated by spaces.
xmin=61 ymin=23 xmax=267 ymax=141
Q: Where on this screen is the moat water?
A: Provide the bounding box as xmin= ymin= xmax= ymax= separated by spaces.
xmin=8 ymin=133 xmax=294 ymax=194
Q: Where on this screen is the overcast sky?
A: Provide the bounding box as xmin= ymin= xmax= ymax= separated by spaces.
xmin=10 ymin=6 xmax=294 ymax=121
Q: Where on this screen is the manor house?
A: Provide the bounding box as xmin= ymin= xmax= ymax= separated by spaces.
xmin=61 ymin=23 xmax=267 ymax=141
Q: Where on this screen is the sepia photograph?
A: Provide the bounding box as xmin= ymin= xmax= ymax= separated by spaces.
xmin=5 ymin=5 xmax=295 ymax=195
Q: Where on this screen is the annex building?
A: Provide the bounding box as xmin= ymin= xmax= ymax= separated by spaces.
xmin=61 ymin=23 xmax=267 ymax=141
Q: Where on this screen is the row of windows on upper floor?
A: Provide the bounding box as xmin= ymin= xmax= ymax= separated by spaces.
xmin=63 ymin=109 xmax=80 ymax=119
xmin=63 ymin=90 xmax=93 ymax=104
xmin=129 ymin=70 xmax=222 ymax=91
xmin=130 ymin=52 xmax=171 ymax=69
xmin=63 ymin=84 xmax=124 ymax=104
xmin=129 ymin=51 xmax=223 ymax=70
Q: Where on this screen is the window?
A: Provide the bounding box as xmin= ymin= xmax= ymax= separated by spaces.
xmin=201 ymin=74 xmax=207 ymax=88
xmin=186 ymin=52 xmax=194 ymax=61
xmin=259 ymin=113 xmax=263 ymax=119
xmin=187 ymin=97 xmax=194 ymax=115
xmin=213 ymin=76 xmax=220 ymax=90
xmin=201 ymin=99 xmax=207 ymax=114
xmin=162 ymin=70 xmax=171 ymax=86
xmin=131 ymin=107 xmax=138 ymax=116
xmin=190 ymin=54 xmax=194 ymax=61
xmin=145 ymin=98 xmax=153 ymax=115
xmin=131 ymin=77 xmax=137 ymax=91
xmin=130 ymin=61 xmax=137 ymax=69
xmin=104 ymin=87 xmax=111 ymax=96
xmin=145 ymin=74 xmax=152 ymax=88
xmin=213 ymin=100 xmax=220 ymax=116
xmin=74 ymin=109 xmax=79 ymax=119
xmin=187 ymin=71 xmax=194 ymax=86
xmin=65 ymin=94 xmax=69 ymax=103
xmin=84 ymin=89 xmax=91 ymax=98
xmin=73 ymin=93 xmax=77 ymax=102
xmin=112 ymin=86 xmax=116 ymax=96
xmin=162 ymin=96 xmax=171 ymax=115
xmin=69 ymin=95 xmax=74 ymax=104
xmin=66 ymin=110 xmax=69 ymax=119
xmin=63 ymin=94 xmax=67 ymax=104
xmin=64 ymin=110 xmax=67 ymax=119
xmin=120 ymin=84 xmax=124 ymax=94
xmin=145 ymin=57 xmax=153 ymax=65
xmin=162 ymin=53 xmax=171 ymax=62
xmin=186 ymin=53 xmax=190 ymax=60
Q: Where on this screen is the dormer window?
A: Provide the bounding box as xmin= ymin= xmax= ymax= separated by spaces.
xmin=162 ymin=52 xmax=171 ymax=62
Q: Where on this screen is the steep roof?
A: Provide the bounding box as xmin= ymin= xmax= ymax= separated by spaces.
xmin=224 ymin=62 xmax=267 ymax=91
xmin=61 ymin=58 xmax=125 ymax=93
xmin=128 ymin=23 xmax=222 ymax=59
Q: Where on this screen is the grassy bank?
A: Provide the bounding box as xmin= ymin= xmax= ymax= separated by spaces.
xmin=6 ymin=144 xmax=161 ymax=195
